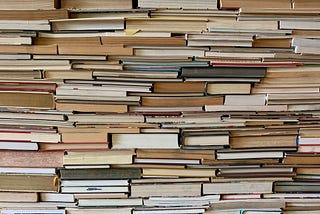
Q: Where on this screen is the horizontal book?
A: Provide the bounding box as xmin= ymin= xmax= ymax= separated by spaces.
xmin=0 ymin=192 xmax=38 ymax=202
xmin=51 ymin=17 xmax=124 ymax=31
xmin=112 ymin=133 xmax=179 ymax=149
xmin=61 ymin=0 xmax=132 ymax=9
xmin=60 ymin=168 xmax=141 ymax=180
xmin=181 ymin=66 xmax=266 ymax=78
xmin=203 ymin=181 xmax=273 ymax=194
xmin=0 ymin=151 xmax=63 ymax=168
xmin=78 ymin=198 xmax=142 ymax=207
xmin=131 ymin=183 xmax=202 ymax=197
xmin=0 ymin=174 xmax=58 ymax=192
xmin=63 ymin=150 xmax=134 ymax=165
xmin=0 ymin=92 xmax=54 ymax=109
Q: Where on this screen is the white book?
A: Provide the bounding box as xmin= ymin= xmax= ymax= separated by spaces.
xmin=2 ymin=211 xmax=65 ymax=214
xmin=133 ymin=208 xmax=206 ymax=214
xmin=78 ymin=198 xmax=143 ymax=207
xmin=61 ymin=186 xmax=129 ymax=193
xmin=0 ymin=141 xmax=38 ymax=151
xmin=224 ymin=95 xmax=266 ymax=106
xmin=0 ymin=167 xmax=55 ymax=175
xmin=61 ymin=180 xmax=128 ymax=187
xmin=39 ymin=193 xmax=75 ymax=202
xmin=280 ymin=21 xmax=320 ymax=30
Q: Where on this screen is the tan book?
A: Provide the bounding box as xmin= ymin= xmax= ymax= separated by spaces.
xmin=293 ymin=0 xmax=320 ymax=8
xmin=0 ymin=92 xmax=54 ymax=109
xmin=142 ymin=168 xmax=216 ymax=178
xmin=39 ymin=142 xmax=109 ymax=151
xmin=0 ymin=9 xmax=67 ymax=20
xmin=34 ymin=37 xmax=101 ymax=46
xmin=142 ymin=96 xmax=223 ymax=107
xmin=207 ymin=83 xmax=251 ymax=95
xmin=51 ymin=17 xmax=124 ymax=31
xmin=126 ymin=17 xmax=207 ymax=33
xmin=153 ymin=82 xmax=205 ymax=93
xmin=219 ymin=0 xmax=291 ymax=9
xmin=136 ymin=149 xmax=215 ymax=160
xmin=203 ymin=181 xmax=273 ymax=194
xmin=253 ymin=38 xmax=292 ymax=48
xmin=138 ymin=0 xmax=217 ymax=9
xmin=56 ymin=103 xmax=127 ymax=113
xmin=131 ymin=183 xmax=201 ymax=197
xmin=63 ymin=150 xmax=135 ymax=165
xmin=101 ymin=36 xmax=186 ymax=47
xmin=58 ymin=44 xmax=133 ymax=56
xmin=184 ymin=134 xmax=229 ymax=146
xmin=43 ymin=70 xmax=93 ymax=80
xmin=0 ymin=174 xmax=58 ymax=192
xmin=230 ymin=135 xmax=297 ymax=149
xmin=0 ymin=0 xmax=57 ymax=10
xmin=61 ymin=0 xmax=132 ymax=9
xmin=61 ymin=131 xmax=107 ymax=143
xmin=0 ymin=192 xmax=38 ymax=202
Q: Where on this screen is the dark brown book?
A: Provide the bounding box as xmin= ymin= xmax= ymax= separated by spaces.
xmin=60 ymin=168 xmax=141 ymax=180
xmin=181 ymin=67 xmax=266 ymax=78
xmin=141 ymin=96 xmax=223 ymax=107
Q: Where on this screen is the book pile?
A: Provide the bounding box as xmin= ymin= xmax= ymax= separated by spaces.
xmin=0 ymin=0 xmax=320 ymax=213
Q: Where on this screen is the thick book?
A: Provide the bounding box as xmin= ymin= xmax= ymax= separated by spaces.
xmin=0 ymin=92 xmax=54 ymax=109
xmin=0 ymin=174 xmax=58 ymax=192
xmin=181 ymin=67 xmax=266 ymax=78
xmin=60 ymin=168 xmax=141 ymax=180
xmin=61 ymin=0 xmax=132 ymax=9
xmin=112 ymin=133 xmax=179 ymax=149
xmin=131 ymin=183 xmax=202 ymax=197
xmin=203 ymin=181 xmax=273 ymax=194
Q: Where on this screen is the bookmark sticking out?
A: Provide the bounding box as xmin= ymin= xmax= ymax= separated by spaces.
xmin=125 ymin=29 xmax=140 ymax=36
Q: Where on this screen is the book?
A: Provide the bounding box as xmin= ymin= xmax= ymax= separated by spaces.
xmin=138 ymin=0 xmax=218 ymax=9
xmin=0 ymin=192 xmax=38 ymax=202
xmin=203 ymin=181 xmax=273 ymax=194
xmin=0 ymin=151 xmax=63 ymax=168
xmin=0 ymin=92 xmax=54 ymax=109
xmin=0 ymin=0 xmax=57 ymax=10
xmin=219 ymin=0 xmax=291 ymax=9
xmin=78 ymin=198 xmax=142 ymax=207
xmin=141 ymin=96 xmax=224 ymax=107
xmin=0 ymin=174 xmax=58 ymax=192
xmin=206 ymin=83 xmax=251 ymax=95
xmin=131 ymin=183 xmax=202 ymax=197
xmin=51 ymin=17 xmax=125 ymax=31
xmin=112 ymin=133 xmax=179 ymax=149
xmin=142 ymin=168 xmax=216 ymax=178
xmin=63 ymin=150 xmax=135 ymax=165
xmin=61 ymin=0 xmax=132 ymax=9
xmin=60 ymin=168 xmax=141 ymax=180
xmin=181 ymin=67 xmax=266 ymax=78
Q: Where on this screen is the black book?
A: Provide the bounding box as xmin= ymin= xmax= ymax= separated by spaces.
xmin=60 ymin=168 xmax=141 ymax=180
xmin=181 ymin=67 xmax=266 ymax=78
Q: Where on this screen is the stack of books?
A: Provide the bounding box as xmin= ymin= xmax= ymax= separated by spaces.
xmin=0 ymin=0 xmax=319 ymax=213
